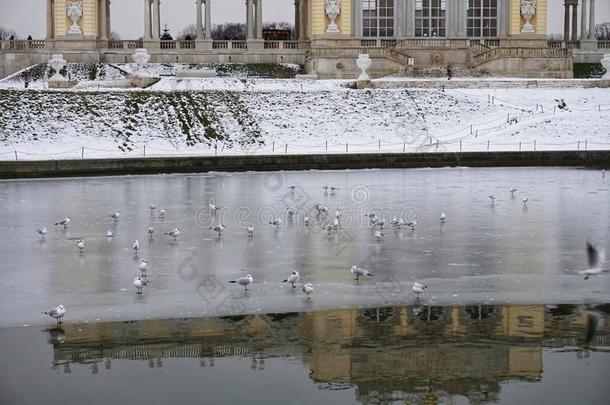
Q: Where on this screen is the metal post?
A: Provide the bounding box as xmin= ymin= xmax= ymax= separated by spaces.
xmin=346 ymin=143 xmax=348 ymax=153
xmin=272 ymin=141 xmax=275 ymax=152
xmin=82 ymin=146 xmax=84 ymax=158
xmin=578 ymin=141 xmax=581 ymax=150
xmin=534 ymin=140 xmax=537 ymax=150
xmin=285 ymin=144 xmax=288 ymax=154
xmin=144 ymin=145 xmax=146 ymax=156
xmin=403 ymin=142 xmax=406 ymax=152
xmin=460 ymin=140 xmax=462 ymax=151
xmin=378 ymin=140 xmax=381 ymax=150
xmin=585 ymin=140 xmax=588 ymax=150
xmin=519 ymin=141 xmax=522 ymax=151
xmin=487 ymin=140 xmax=490 ymax=151
xmin=14 ymin=151 xmax=18 ymax=161
xmin=326 ymin=140 xmax=328 ymax=151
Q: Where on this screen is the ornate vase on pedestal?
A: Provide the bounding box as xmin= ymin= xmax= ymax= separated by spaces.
xmin=66 ymin=2 xmax=83 ymax=35
xmin=520 ymin=0 xmax=537 ymax=33
xmin=325 ymin=0 xmax=341 ymax=33
xmin=601 ymin=54 xmax=610 ymax=79
xmin=356 ymin=54 xmax=371 ymax=81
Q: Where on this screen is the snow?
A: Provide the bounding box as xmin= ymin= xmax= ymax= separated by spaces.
xmin=1 ymin=70 xmax=609 ymax=160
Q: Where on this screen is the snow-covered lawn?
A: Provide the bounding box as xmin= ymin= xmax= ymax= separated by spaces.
xmin=1 ymin=74 xmax=609 ymax=160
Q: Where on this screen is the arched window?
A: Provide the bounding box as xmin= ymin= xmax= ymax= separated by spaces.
xmin=467 ymin=0 xmax=499 ymax=37
xmin=362 ymin=0 xmax=395 ymax=38
xmin=415 ymin=0 xmax=447 ymax=37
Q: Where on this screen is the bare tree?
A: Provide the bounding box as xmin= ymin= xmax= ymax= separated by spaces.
xmin=212 ymin=23 xmax=246 ymax=40
xmin=0 ymin=26 xmax=17 ymax=40
xmin=263 ymin=21 xmax=296 ymax=39
xmin=595 ymin=23 xmax=610 ymax=40
xmin=178 ymin=24 xmax=197 ymax=40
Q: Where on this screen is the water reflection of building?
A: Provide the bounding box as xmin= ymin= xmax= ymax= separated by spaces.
xmin=48 ymin=304 xmax=609 ymax=404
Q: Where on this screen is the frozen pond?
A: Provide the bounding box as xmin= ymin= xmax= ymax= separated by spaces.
xmin=1 ymin=303 xmax=609 ymax=404
xmin=0 ymin=167 xmax=609 ymax=327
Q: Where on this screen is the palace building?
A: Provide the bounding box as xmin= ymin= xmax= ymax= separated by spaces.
xmin=1 ymin=1 xmax=607 ymax=79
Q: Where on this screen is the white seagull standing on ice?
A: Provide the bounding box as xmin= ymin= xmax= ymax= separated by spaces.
xmin=413 ymin=282 xmax=428 ymax=297
xmin=229 ymin=274 xmax=253 ymax=291
xmin=139 ymin=260 xmax=149 ymax=277
xmin=55 ymin=216 xmax=71 ymax=229
xmin=579 ymin=241 xmax=607 ymax=280
xmin=134 ymin=276 xmax=149 ymax=294
xmin=209 ymin=203 xmax=219 ymax=212
xmin=77 ymin=239 xmax=86 ymax=253
xmin=158 ymin=208 xmax=166 ymax=219
xmin=270 ymin=218 xmax=282 ymax=229
xmin=283 ymin=271 xmax=300 ymax=288
xmin=304 ymin=216 xmax=310 ymax=227
xmin=247 ymin=225 xmax=254 ymax=237
xmin=165 ymin=228 xmax=180 ymax=240
xmin=210 ymin=224 xmax=226 ymax=236
xmin=132 ymin=240 xmax=140 ymax=253
xmin=440 ymin=212 xmax=447 ymax=224
xmin=374 ymin=230 xmax=384 ymax=242
xmin=510 ymin=188 xmax=518 ymax=197
xmin=406 ymin=219 xmax=418 ymax=231
xmin=149 ymin=203 xmax=156 ymax=211
xmin=109 ymin=211 xmax=120 ymax=221
xmin=106 ymin=230 xmax=114 ymax=237
xmin=37 ymin=227 xmax=47 ymax=238
xmin=43 ymin=305 xmax=65 ymax=325
xmin=522 ymin=197 xmax=529 ymax=207
xmin=302 ymin=283 xmax=314 ymax=299
xmin=148 ymin=227 xmax=155 ymax=238
xmin=351 ymin=265 xmax=374 ymax=281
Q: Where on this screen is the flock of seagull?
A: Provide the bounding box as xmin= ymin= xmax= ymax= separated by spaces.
xmin=40 ymin=180 xmax=606 ymax=326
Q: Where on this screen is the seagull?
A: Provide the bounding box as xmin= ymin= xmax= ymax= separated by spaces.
xmin=304 ymin=216 xmax=310 ymax=227
xmin=335 ymin=209 xmax=342 ymax=219
xmin=210 ymin=224 xmax=226 ymax=236
xmin=147 ymin=227 xmax=155 ymax=238
xmin=413 ymin=282 xmax=428 ymax=297
xmin=165 ymin=227 xmax=180 ymax=240
xmin=351 ymin=265 xmax=374 ymax=281
xmin=322 ymin=185 xmax=329 ymax=191
xmin=377 ymin=218 xmax=386 ymax=228
xmin=323 ymin=224 xmax=334 ymax=235
xmin=440 ymin=212 xmax=447 ymax=224
xmin=106 ymin=230 xmax=114 ymax=237
xmin=209 ymin=203 xmax=219 ymax=212
xmin=134 ymin=276 xmax=149 ymax=294
xmin=229 ymin=274 xmax=253 ymax=291
xmin=37 ymin=227 xmax=47 ymax=238
xmin=158 ymin=208 xmax=166 ymax=219
xmin=330 ymin=186 xmax=339 ymax=193
xmin=269 ymin=218 xmax=282 ymax=229
xmin=283 ymin=271 xmax=300 ymax=288
xmin=288 ymin=185 xmax=296 ymax=191
xmin=391 ymin=218 xmax=404 ymax=228
xmin=370 ymin=215 xmax=379 ymax=225
xmin=132 ymin=240 xmax=140 ymax=252
xmin=489 ymin=195 xmax=496 ymax=203
xmin=319 ymin=206 xmax=329 ymax=214
xmin=522 ymin=197 xmax=529 ymax=207
xmin=139 ymin=260 xmax=149 ymax=277
xmin=247 ymin=224 xmax=254 ymax=237
xmin=332 ymin=218 xmax=339 ymax=229
xmin=109 ymin=211 xmax=120 ymax=221
xmin=374 ymin=230 xmax=384 ymax=241
xmin=149 ymin=203 xmax=156 ymax=211
xmin=287 ymin=208 xmax=296 ymax=217
xmin=406 ymin=220 xmax=417 ymax=230
xmin=602 ymin=169 xmax=606 ymax=178
xmin=77 ymin=239 xmax=86 ymax=253
xmin=54 ymin=216 xmax=71 ymax=228
xmin=302 ymin=283 xmax=314 ymax=299
xmin=579 ymin=241 xmax=607 ymax=280
xmin=43 ymin=305 xmax=65 ymax=325
xmin=510 ymin=188 xmax=518 ymax=197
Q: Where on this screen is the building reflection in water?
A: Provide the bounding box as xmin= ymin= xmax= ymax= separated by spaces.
xmin=45 ymin=304 xmax=610 ymax=404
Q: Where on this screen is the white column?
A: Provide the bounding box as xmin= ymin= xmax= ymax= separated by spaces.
xmin=153 ymin=0 xmax=161 ymax=39
xmin=255 ymin=0 xmax=263 ymax=39
xmin=107 ymin=0 xmax=112 ymax=39
xmin=144 ymin=0 xmax=151 ymax=39
xmin=100 ymin=0 xmax=108 ymax=39
xmin=295 ymin=0 xmax=300 ymax=40
xmin=406 ymin=0 xmax=415 ymax=37
xmin=196 ymin=0 xmax=203 ymax=39
xmin=246 ymin=0 xmax=254 ymax=39
xmin=205 ymin=0 xmax=212 ymax=39
xmin=47 ymin=0 xmax=54 ymax=39
xmin=456 ymin=0 xmax=467 ymax=37
xmin=589 ymin=0 xmax=595 ymax=39
xmin=299 ymin=0 xmax=308 ymax=40
xmin=581 ymin=0 xmax=587 ymax=40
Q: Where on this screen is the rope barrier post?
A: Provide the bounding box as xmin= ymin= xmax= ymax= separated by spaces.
xmin=81 ymin=146 xmax=84 ymax=159
xmin=403 ymin=142 xmax=406 ymax=152
xmin=578 ymin=141 xmax=580 ymax=151
xmin=507 ymin=113 xmax=510 ymax=123
xmin=144 ymin=145 xmax=146 ymax=157
xmin=585 ymin=140 xmax=588 ymax=150
xmin=378 ymin=140 xmax=381 ymax=150
xmin=14 ymin=150 xmax=18 ymax=161
xmin=325 ymin=141 xmax=328 ymax=152
xmin=599 ymin=105 xmax=601 ymax=112
xmin=436 ymin=140 xmax=439 ymax=149
xmin=346 ymin=143 xmax=348 ymax=153
xmin=460 ymin=140 xmax=462 ymax=151
xmin=487 ymin=140 xmax=490 ymax=151
xmin=541 ymin=105 xmax=544 ymax=113
xmin=214 ymin=142 xmax=217 ymax=156
xmin=534 ymin=140 xmax=536 ymax=151
xmin=470 ymin=125 xmax=473 ymax=135
xmin=554 ymin=106 xmax=556 ymax=114
xmin=475 ymin=130 xmax=478 ymax=138
xmin=272 ymin=141 xmax=275 ymax=152
xmin=285 ymin=144 xmax=288 ymax=154
xmin=492 ymin=96 xmax=495 ymax=104
xmin=519 ymin=141 xmax=521 ymax=151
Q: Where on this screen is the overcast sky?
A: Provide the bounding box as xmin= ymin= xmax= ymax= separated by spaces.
xmin=0 ymin=0 xmax=608 ymax=38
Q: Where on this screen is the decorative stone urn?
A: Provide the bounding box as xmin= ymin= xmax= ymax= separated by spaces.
xmin=601 ymin=54 xmax=610 ymax=79
xmin=325 ymin=0 xmax=341 ymax=33
xmin=132 ymin=48 xmax=151 ymax=73
xmin=520 ymin=0 xmax=537 ymax=33
xmin=356 ymin=54 xmax=371 ymax=81
xmin=66 ymin=2 xmax=83 ymax=35
xmin=130 ymin=48 xmax=160 ymax=88
xmin=48 ymin=54 xmax=67 ymax=81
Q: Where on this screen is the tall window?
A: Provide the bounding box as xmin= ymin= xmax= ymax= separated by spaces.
xmin=467 ymin=0 xmax=498 ymax=37
xmin=415 ymin=0 xmax=447 ymax=37
xmin=363 ymin=0 xmax=395 ymax=37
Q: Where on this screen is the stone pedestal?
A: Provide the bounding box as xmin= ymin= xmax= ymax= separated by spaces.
xmin=579 ymin=40 xmax=600 ymax=51
xmin=247 ymin=39 xmax=264 ymax=50
xmin=142 ymin=39 xmax=160 ymax=50
xmin=195 ymin=39 xmax=213 ymax=52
